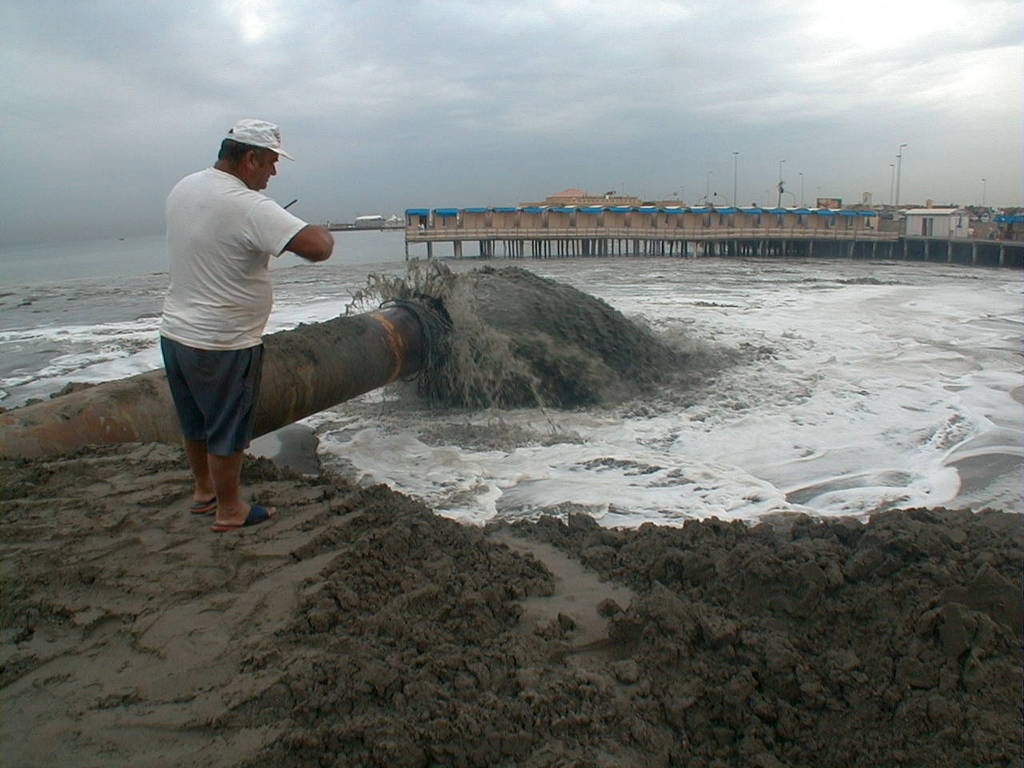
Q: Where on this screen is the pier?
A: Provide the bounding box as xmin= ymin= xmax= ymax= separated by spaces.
xmin=404 ymin=206 xmax=1024 ymax=268
xmin=328 ymin=220 xmax=404 ymax=232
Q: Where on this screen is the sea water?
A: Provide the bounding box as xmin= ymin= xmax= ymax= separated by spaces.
xmin=1 ymin=231 xmax=1021 ymax=526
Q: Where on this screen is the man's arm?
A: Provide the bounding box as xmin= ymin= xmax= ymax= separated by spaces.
xmin=284 ymin=225 xmax=334 ymax=262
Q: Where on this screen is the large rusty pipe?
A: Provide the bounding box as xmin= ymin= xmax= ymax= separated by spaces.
xmin=0 ymin=302 xmax=442 ymax=460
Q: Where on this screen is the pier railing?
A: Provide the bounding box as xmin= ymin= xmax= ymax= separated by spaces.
xmin=403 ymin=222 xmax=1022 ymax=267
xmin=405 ymin=226 xmax=898 ymax=243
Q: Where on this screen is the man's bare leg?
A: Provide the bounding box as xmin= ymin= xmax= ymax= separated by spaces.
xmin=209 ymin=450 xmax=274 ymax=527
xmin=184 ymin=438 xmax=216 ymax=504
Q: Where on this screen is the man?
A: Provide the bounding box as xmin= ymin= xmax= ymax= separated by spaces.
xmin=160 ymin=119 xmax=333 ymax=532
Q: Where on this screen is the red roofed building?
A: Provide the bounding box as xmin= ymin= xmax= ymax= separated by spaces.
xmin=519 ymin=189 xmax=642 ymax=207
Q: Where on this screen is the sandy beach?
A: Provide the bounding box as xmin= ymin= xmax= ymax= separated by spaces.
xmin=1 ymin=441 xmax=1019 ymax=767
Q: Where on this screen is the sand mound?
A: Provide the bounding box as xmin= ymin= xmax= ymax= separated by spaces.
xmin=1 ymin=444 xmax=1019 ymax=767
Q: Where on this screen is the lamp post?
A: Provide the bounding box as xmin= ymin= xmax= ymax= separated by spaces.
xmin=894 ymin=143 xmax=907 ymax=206
xmin=776 ymin=159 xmax=785 ymax=207
xmin=798 ymin=172 xmax=804 ymax=207
xmin=889 ymin=163 xmax=895 ymax=205
xmin=705 ymin=171 xmax=712 ymax=203
xmin=732 ymin=151 xmax=739 ymax=206
xmin=981 ymin=178 xmax=987 ymax=207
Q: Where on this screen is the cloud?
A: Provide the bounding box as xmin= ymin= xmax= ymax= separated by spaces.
xmin=0 ymin=0 xmax=1020 ymax=244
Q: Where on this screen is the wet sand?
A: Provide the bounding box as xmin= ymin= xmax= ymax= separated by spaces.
xmin=1 ymin=443 xmax=1019 ymax=767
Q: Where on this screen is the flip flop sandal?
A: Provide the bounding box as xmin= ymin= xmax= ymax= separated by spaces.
xmin=211 ymin=504 xmax=273 ymax=533
xmin=190 ymin=497 xmax=218 ymax=515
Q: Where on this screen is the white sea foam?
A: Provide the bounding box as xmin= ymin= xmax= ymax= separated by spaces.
xmin=308 ymin=258 xmax=1023 ymax=525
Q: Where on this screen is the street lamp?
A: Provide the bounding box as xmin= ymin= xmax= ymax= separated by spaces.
xmin=889 ymin=163 xmax=895 ymax=205
xmin=705 ymin=171 xmax=713 ymax=203
xmin=894 ymin=143 xmax=907 ymax=206
xmin=777 ymin=160 xmax=785 ymax=207
xmin=981 ymin=178 xmax=987 ymax=207
xmin=732 ymin=151 xmax=739 ymax=206
xmin=798 ymin=172 xmax=804 ymax=207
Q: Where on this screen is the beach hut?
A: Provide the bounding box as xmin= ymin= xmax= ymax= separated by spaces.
xmin=405 ymin=208 xmax=430 ymax=229
xmin=686 ymin=205 xmax=712 ymax=229
xmin=838 ymin=209 xmax=860 ymax=231
xmin=994 ymin=213 xmax=1024 ymax=241
xmin=715 ymin=206 xmax=738 ymax=228
xmin=576 ymin=205 xmax=605 ymax=232
xmin=519 ymin=205 xmax=546 ymax=231
xmin=604 ymin=205 xmax=631 ymax=232
xmin=737 ymin=206 xmax=763 ymax=228
xmin=859 ymin=210 xmax=879 ymax=231
xmin=792 ymin=207 xmax=812 ymax=229
xmin=626 ymin=206 xmax=659 ymax=230
xmin=432 ymin=208 xmax=461 ymax=230
xmin=810 ymin=207 xmax=837 ymax=233
xmin=460 ymin=207 xmax=490 ymax=230
xmin=547 ymin=206 xmax=576 ymax=229
xmin=765 ymin=206 xmax=790 ymax=229
xmin=903 ymin=208 xmax=970 ymax=239
xmin=491 ymin=206 xmax=518 ymax=229
xmin=837 ymin=209 xmax=879 ymax=233
xmin=661 ymin=206 xmax=685 ymax=230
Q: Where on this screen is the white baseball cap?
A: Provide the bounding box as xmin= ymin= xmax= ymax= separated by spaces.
xmin=225 ymin=119 xmax=294 ymax=160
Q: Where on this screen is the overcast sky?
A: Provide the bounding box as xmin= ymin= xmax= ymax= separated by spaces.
xmin=2 ymin=0 xmax=1021 ymax=245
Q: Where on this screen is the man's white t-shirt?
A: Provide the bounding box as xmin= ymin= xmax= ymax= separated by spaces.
xmin=160 ymin=167 xmax=307 ymax=350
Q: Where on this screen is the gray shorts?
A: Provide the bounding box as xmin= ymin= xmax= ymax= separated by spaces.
xmin=160 ymin=336 xmax=263 ymax=456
